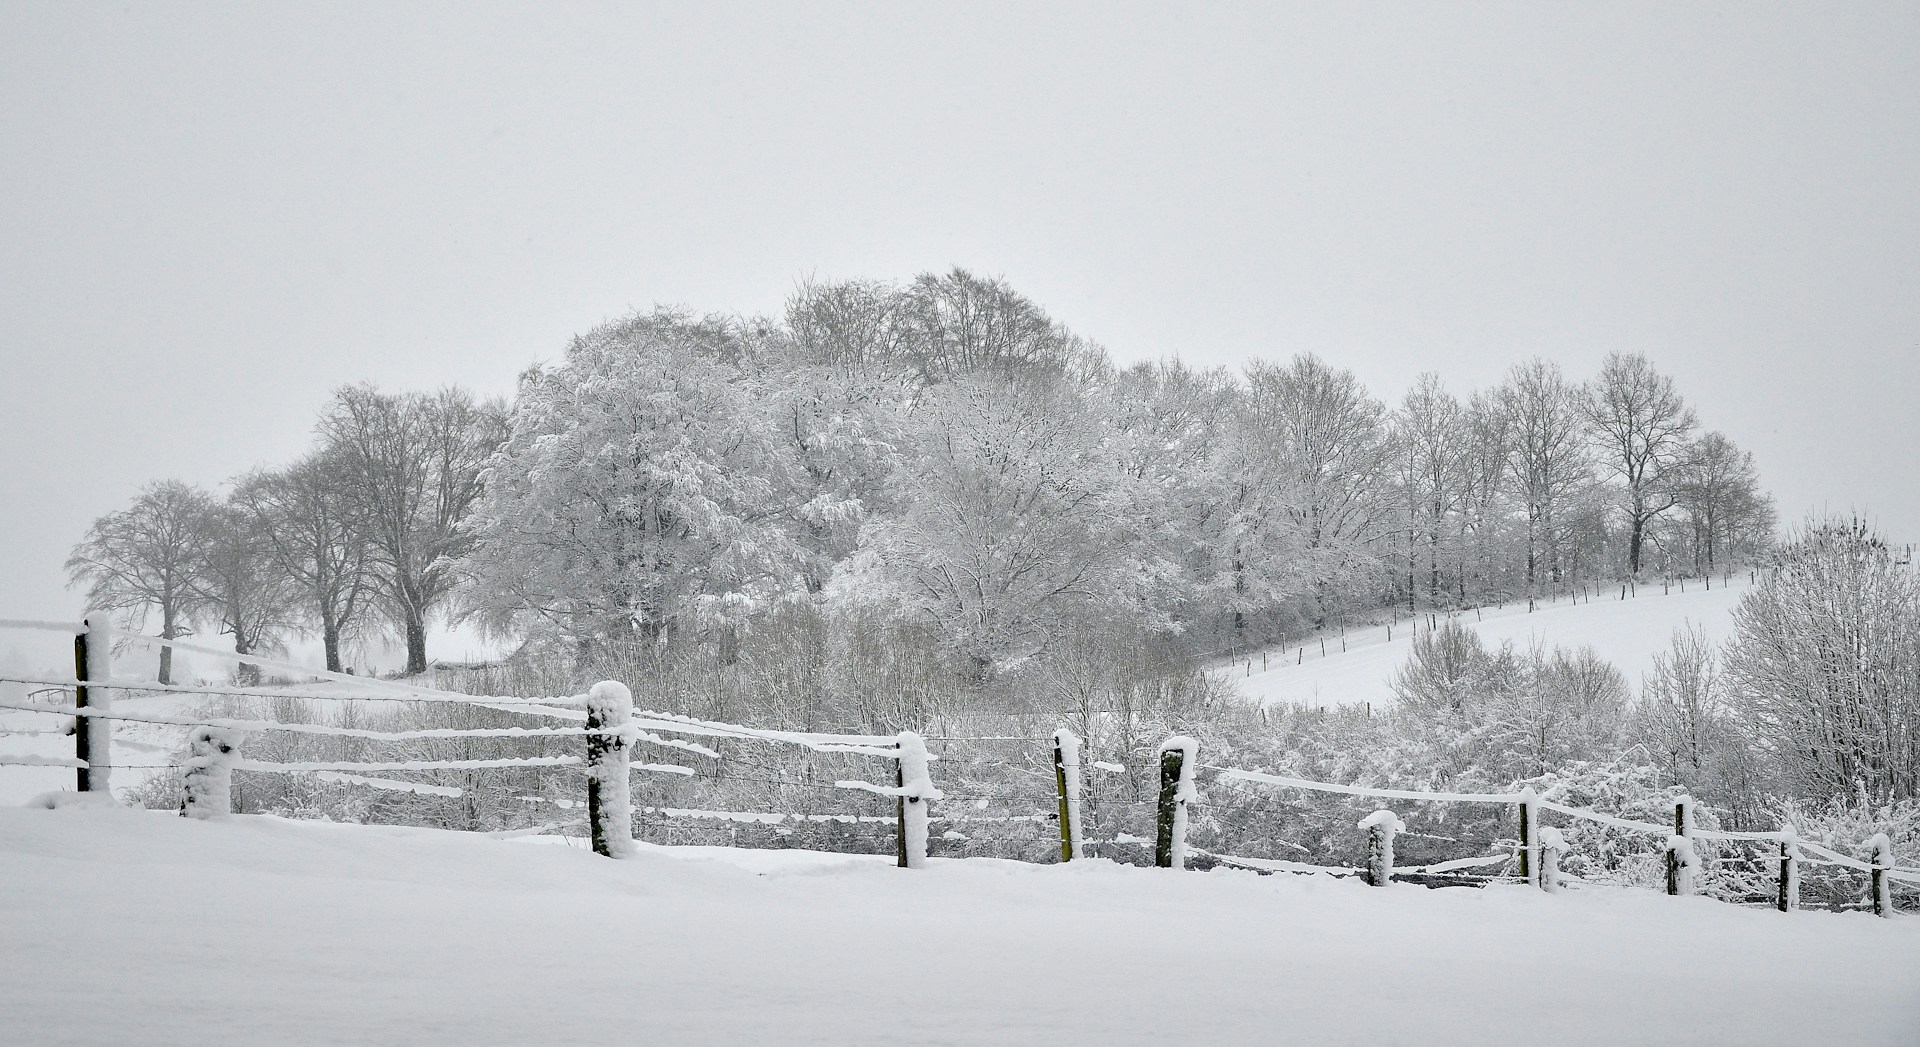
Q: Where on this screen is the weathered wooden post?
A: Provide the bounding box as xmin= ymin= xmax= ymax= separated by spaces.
xmin=1052 ymin=728 xmax=1084 ymax=862
xmin=1665 ymin=797 xmax=1697 ymax=896
xmin=894 ymin=731 xmax=940 ymax=869
xmin=1154 ymin=737 xmax=1197 ymax=869
xmin=180 ymin=725 xmax=240 ymax=818
xmin=1540 ymin=826 xmax=1567 ymax=893
xmin=1776 ymin=825 xmax=1799 ymax=913
xmin=1359 ymin=810 xmax=1403 ymax=887
xmin=1516 ymin=787 xmax=1540 ymax=888
xmin=73 ymin=617 xmax=112 ymax=794
xmin=584 ymin=680 xmax=635 ymax=858
xmin=1867 ymin=832 xmax=1893 ymax=918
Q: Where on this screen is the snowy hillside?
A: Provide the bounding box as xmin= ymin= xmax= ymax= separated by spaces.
xmin=1219 ymin=579 xmax=1751 ymax=710
xmin=2 ymin=803 xmax=1914 ymax=1046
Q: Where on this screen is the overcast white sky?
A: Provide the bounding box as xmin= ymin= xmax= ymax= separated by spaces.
xmin=3 ymin=3 xmax=1916 ymax=630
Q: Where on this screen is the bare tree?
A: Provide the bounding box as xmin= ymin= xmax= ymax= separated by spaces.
xmin=897 ymin=268 xmax=1083 ymax=382
xmin=1500 ymin=359 xmax=1590 ymax=596
xmin=1455 ymin=390 xmax=1511 ymax=604
xmin=1674 ymin=432 xmax=1773 ymax=575
xmin=320 ymin=385 xmax=505 ymax=674
xmin=785 ymin=276 xmax=913 ymax=374
xmin=65 ymin=480 xmax=215 ymax=683
xmin=1585 ymin=351 xmax=1697 ymax=576
xmin=195 ymin=503 xmax=300 ymax=684
xmin=232 ymin=453 xmax=373 ymax=673
xmin=1393 ymin=374 xmax=1465 ymax=607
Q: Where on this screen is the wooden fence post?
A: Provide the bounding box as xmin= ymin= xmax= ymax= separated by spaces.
xmin=1517 ymin=787 xmax=1539 ymax=888
xmin=1155 ymin=737 xmax=1196 ymax=869
xmin=584 ymin=681 xmax=635 ymax=858
xmin=1052 ymin=728 xmax=1083 ymax=862
xmin=1777 ymin=825 xmax=1799 ymax=913
xmin=73 ymin=617 xmax=112 ymax=794
xmin=1360 ymin=810 xmax=1403 ymax=887
xmin=180 ymin=725 xmax=239 ymax=818
xmin=1665 ymin=797 xmax=1697 ymax=896
xmin=895 ymin=731 xmax=939 ymax=869
xmin=1540 ymin=826 xmax=1566 ymax=893
xmin=1867 ymin=833 xmax=1893 ymax=918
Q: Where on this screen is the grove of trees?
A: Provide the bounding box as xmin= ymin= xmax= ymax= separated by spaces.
xmin=80 ymin=268 xmax=1920 ymax=908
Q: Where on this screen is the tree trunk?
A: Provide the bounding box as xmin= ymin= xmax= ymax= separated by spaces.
xmin=1628 ymin=516 xmax=1647 ymax=576
xmin=403 ymin=609 xmax=428 ymax=675
xmin=159 ymin=608 xmax=177 ymax=685
xmin=322 ymin=618 xmax=343 ymax=674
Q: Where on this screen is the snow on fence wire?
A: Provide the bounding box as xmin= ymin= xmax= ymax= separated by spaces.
xmin=1191 ymin=746 xmax=1914 ymax=916
xmin=0 ymin=620 xmax=945 ymax=868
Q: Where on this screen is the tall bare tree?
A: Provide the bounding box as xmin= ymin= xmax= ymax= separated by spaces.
xmin=65 ymin=480 xmax=216 ymax=683
xmin=320 ymin=385 xmax=505 ymax=674
xmin=232 ymin=453 xmax=373 ymax=673
xmin=1585 ymin=351 xmax=1697 ymax=575
xmin=1393 ymin=374 xmax=1465 ymax=607
xmin=195 ymin=503 xmax=300 ymax=684
xmin=1500 ymin=359 xmax=1590 ymax=595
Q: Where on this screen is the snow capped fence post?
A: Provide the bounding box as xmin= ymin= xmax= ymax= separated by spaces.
xmin=894 ymin=731 xmax=941 ymax=869
xmin=1777 ymin=826 xmax=1799 ymax=913
xmin=1516 ymin=787 xmax=1540 ymax=888
xmin=73 ymin=617 xmax=113 ymax=793
xmin=584 ymin=681 xmax=635 ymax=858
xmin=1359 ymin=810 xmax=1403 ymax=887
xmin=180 ymin=726 xmax=240 ymax=818
xmin=1867 ymin=833 xmax=1893 ymax=918
xmin=1665 ymin=797 xmax=1698 ymax=897
xmin=1155 ymin=737 xmax=1197 ymax=869
xmin=1539 ymin=827 xmax=1567 ymax=893
xmin=1052 ymin=728 xmax=1084 ymax=862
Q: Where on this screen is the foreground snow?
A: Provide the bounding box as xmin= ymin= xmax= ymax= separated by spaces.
xmin=3 ymin=804 xmax=1914 ymax=1046
xmin=1222 ymin=580 xmax=1750 ymax=709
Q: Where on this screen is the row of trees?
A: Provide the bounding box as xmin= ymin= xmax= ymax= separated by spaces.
xmin=66 ymin=387 xmax=503 ymax=681
xmin=71 ymin=268 xmax=1773 ymax=682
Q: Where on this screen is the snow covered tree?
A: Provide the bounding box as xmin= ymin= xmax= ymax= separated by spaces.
xmin=461 ymin=309 xmax=821 ymax=651
xmin=1725 ymin=518 xmax=1920 ymax=803
xmin=231 ymin=453 xmax=374 ymax=673
xmin=1500 ymin=359 xmax=1591 ymax=595
xmin=1585 ymin=352 xmax=1697 ymax=576
xmin=848 ymin=374 xmax=1160 ymax=677
xmin=320 ymin=384 xmax=505 ymax=674
xmin=65 ymin=479 xmax=216 ymax=683
xmin=1392 ymin=374 xmax=1465 ymax=608
xmin=1238 ymin=354 xmax=1391 ymax=622
xmin=1635 ymin=624 xmax=1755 ymax=807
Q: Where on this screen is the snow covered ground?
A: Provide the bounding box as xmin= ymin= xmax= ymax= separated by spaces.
xmin=3 ymin=803 xmax=1915 ymax=1046
xmin=1219 ymin=579 xmax=1751 ymax=709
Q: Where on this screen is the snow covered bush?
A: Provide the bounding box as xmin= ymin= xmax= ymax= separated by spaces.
xmin=1724 ymin=517 xmax=1920 ymax=804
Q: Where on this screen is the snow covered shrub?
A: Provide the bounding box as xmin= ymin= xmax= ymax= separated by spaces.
xmin=1725 ymin=517 xmax=1920 ymax=804
xmin=1633 ymin=624 xmax=1760 ymax=812
xmin=1770 ymin=792 xmax=1920 ymax=912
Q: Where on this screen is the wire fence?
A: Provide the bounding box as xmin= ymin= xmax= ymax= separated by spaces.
xmin=2 ymin=619 xmax=1912 ymax=912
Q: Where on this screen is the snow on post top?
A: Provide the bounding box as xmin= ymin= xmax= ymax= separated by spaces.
xmin=1357 ymin=809 xmax=1404 ymax=833
xmin=586 ymin=680 xmax=632 ymax=719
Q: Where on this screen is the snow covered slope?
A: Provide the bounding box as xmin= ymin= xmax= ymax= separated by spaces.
xmin=3 ymin=804 xmax=1915 ymax=1046
xmin=1218 ymin=580 xmax=1751 ymax=710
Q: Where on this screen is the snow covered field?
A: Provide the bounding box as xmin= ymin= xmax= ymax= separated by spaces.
xmin=1220 ymin=580 xmax=1750 ymax=709
xmin=3 ymin=803 xmax=1915 ymax=1046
